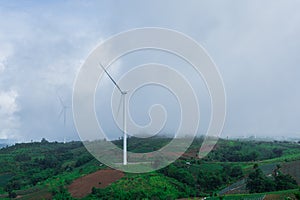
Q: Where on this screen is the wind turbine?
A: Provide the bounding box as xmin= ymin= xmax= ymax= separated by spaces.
xmin=58 ymin=94 xmax=69 ymax=143
xmin=99 ymin=63 xmax=128 ymax=165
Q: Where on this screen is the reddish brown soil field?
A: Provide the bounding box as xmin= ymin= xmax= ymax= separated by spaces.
xmin=264 ymin=194 xmax=279 ymax=200
xmin=68 ymin=169 xmax=124 ymax=198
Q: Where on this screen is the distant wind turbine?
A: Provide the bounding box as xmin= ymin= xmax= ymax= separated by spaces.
xmin=58 ymin=94 xmax=69 ymax=143
xmin=99 ymin=63 xmax=128 ymax=165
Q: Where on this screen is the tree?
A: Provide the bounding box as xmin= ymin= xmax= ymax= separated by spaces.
xmin=247 ymin=165 xmax=297 ymax=193
xmin=5 ymin=180 xmax=21 ymax=192
xmin=41 ymin=138 xmax=49 ymax=143
xmin=294 ymin=188 xmax=300 ymax=199
xmin=51 ymin=185 xmax=72 ymax=200
xmin=275 ymin=173 xmax=298 ymax=190
xmin=75 ymin=155 xmax=93 ymax=167
xmin=244 ymin=151 xmax=258 ymax=161
xmin=230 ymin=166 xmax=243 ymax=178
xmin=14 ymin=154 xmax=31 ymax=162
xmin=272 ymin=148 xmax=283 ymax=157
xmin=8 ymin=191 xmax=17 ymax=198
xmin=246 ymin=168 xmax=272 ymax=193
xmin=207 ymin=175 xmax=222 ymax=190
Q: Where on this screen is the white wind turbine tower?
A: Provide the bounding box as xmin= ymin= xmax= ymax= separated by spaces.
xmin=58 ymin=95 xmax=69 ymax=144
xmin=99 ymin=63 xmax=127 ymax=165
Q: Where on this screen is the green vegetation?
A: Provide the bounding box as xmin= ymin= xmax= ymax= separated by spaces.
xmin=0 ymin=139 xmax=102 ymax=199
xmin=86 ymin=173 xmax=193 ymax=200
xmin=203 ymin=139 xmax=300 ymax=162
xmin=159 ymin=162 xmax=243 ymax=196
xmin=0 ymin=137 xmax=299 ymax=199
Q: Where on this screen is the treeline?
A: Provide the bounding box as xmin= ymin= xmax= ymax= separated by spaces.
xmin=246 ymin=164 xmax=298 ymax=193
xmin=159 ymin=161 xmax=244 ymax=196
xmin=203 ymin=140 xmax=292 ymax=162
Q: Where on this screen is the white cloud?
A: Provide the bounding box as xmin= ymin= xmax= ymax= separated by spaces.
xmin=0 ymin=43 xmax=13 ymax=74
xmin=0 ymin=62 xmax=4 ymax=74
xmin=0 ymin=89 xmax=19 ymax=139
xmin=0 ymin=90 xmax=18 ymax=114
xmin=0 ymin=1 xmax=109 ymax=141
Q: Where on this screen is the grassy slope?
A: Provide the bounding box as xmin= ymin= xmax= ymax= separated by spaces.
xmin=84 ymin=173 xmax=194 ymax=200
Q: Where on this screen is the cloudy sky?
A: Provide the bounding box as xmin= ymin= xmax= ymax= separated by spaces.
xmin=0 ymin=0 xmax=300 ymax=142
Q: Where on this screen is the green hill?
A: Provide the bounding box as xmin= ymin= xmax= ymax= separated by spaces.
xmin=0 ymin=138 xmax=299 ymax=199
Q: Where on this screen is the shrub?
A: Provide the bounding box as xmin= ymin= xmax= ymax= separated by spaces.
xmin=8 ymin=191 xmax=17 ymax=198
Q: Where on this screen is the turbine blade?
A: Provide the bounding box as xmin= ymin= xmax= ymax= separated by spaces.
xmin=57 ymin=95 xmax=65 ymax=106
xmin=99 ymin=63 xmax=123 ymax=93
xmin=58 ymin=108 xmax=64 ymax=119
xmin=116 ymin=94 xmax=123 ymax=120
xmin=63 ymin=109 xmax=66 ymax=126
